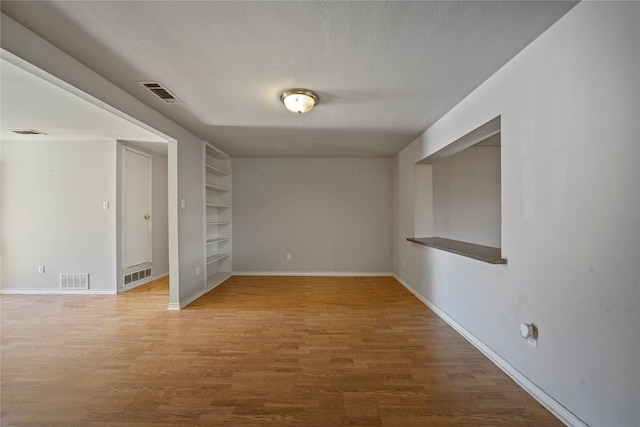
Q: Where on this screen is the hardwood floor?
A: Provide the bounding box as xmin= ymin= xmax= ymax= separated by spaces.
xmin=1 ymin=276 xmax=563 ymax=426
xmin=125 ymin=275 xmax=170 ymax=295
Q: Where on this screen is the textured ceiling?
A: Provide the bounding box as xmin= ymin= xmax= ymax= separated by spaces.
xmin=1 ymin=1 xmax=577 ymax=157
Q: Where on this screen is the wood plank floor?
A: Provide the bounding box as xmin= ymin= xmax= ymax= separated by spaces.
xmin=126 ymin=275 xmax=170 ymax=295
xmin=1 ymin=276 xmax=563 ymax=426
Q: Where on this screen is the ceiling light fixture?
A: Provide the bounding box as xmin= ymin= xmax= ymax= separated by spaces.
xmin=280 ymin=89 xmax=318 ymax=114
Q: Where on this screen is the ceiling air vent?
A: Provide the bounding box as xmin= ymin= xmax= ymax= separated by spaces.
xmin=11 ymin=129 xmax=47 ymax=135
xmin=139 ymin=81 xmax=183 ymax=104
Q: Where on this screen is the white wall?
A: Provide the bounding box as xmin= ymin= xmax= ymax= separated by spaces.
xmin=394 ymin=2 xmax=639 ymax=426
xmin=1 ymin=140 xmax=117 ymax=292
xmin=150 ymin=151 xmax=169 ymax=278
xmin=233 ymin=157 xmax=392 ymax=274
xmin=432 ymin=145 xmax=501 ymax=247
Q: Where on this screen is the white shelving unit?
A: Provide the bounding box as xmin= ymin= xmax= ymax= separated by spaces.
xmin=204 ymin=142 xmax=232 ymax=291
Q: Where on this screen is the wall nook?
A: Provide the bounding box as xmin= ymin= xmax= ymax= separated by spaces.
xmin=410 ymin=116 xmax=505 ymax=264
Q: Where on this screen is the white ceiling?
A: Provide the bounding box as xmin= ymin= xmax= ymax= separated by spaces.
xmin=1 ymin=58 xmax=167 ymax=145
xmin=1 ymin=1 xmax=577 ymax=157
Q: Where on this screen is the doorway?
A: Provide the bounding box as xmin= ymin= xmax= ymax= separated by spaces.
xmin=123 ymin=146 xmax=152 ymax=269
xmin=119 ymin=143 xmax=170 ymax=292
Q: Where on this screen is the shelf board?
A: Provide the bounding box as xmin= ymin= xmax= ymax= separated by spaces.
xmin=407 ymin=237 xmax=506 ymax=264
xmin=205 ymin=142 xmax=230 ymax=160
xmin=205 ymin=203 xmax=230 ymax=208
xmin=206 ymin=253 xmax=230 ymax=265
xmin=205 ymin=184 xmax=228 ymax=192
xmin=205 ymin=164 xmax=230 ymax=176
xmin=206 ymin=237 xmax=230 ymax=245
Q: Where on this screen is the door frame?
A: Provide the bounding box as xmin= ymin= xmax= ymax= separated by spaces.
xmin=121 ymin=144 xmax=153 ymax=281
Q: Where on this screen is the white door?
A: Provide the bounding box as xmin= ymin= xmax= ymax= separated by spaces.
xmin=123 ymin=147 xmax=152 ymax=268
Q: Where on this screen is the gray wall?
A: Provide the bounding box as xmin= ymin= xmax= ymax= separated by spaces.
xmin=150 ymin=151 xmax=169 ymax=278
xmin=233 ymin=157 xmax=392 ymax=274
xmin=432 ymin=145 xmax=501 ymax=247
xmin=1 ymin=140 xmax=117 ymax=292
xmin=1 ymin=140 xmax=170 ymax=293
xmin=394 ymin=2 xmax=639 ymax=426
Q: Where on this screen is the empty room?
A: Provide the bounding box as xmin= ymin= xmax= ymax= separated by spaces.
xmin=1 ymin=1 xmax=638 ymax=426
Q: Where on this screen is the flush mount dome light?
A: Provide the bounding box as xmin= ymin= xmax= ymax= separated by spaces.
xmin=280 ymin=89 xmax=318 ymax=114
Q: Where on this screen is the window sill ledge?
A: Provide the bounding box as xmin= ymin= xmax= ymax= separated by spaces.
xmin=406 ymin=237 xmax=506 ymax=265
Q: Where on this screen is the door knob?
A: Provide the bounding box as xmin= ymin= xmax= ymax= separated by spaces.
xmin=144 ymin=214 xmax=151 ymax=219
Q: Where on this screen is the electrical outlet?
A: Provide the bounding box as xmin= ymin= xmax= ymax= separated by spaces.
xmin=38 ymin=265 xmax=45 ymax=274
xmin=402 ymin=260 xmax=406 ymax=267
xmin=102 ymin=201 xmax=109 ymax=209
xmin=286 ymin=253 xmax=292 ymax=260
xmin=196 ymin=267 xmax=200 ymax=276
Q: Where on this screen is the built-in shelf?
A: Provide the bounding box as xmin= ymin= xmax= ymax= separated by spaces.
xmin=206 ymin=253 xmax=230 ymax=265
xmin=407 ymin=237 xmax=507 ymax=264
xmin=206 ymin=183 xmax=228 ymax=192
xmin=206 ymin=237 xmax=230 ymax=245
xmin=203 ymin=141 xmax=232 ymax=300
xmin=206 ymin=164 xmax=229 ymax=176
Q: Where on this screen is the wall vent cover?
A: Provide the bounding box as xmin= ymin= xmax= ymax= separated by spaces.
xmin=124 ymin=268 xmax=152 ymax=286
xmin=11 ymin=129 xmax=47 ymax=135
xmin=60 ymin=273 xmax=89 ymax=289
xmin=139 ymin=81 xmax=183 ymax=104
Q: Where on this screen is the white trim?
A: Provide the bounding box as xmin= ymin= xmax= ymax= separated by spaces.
xmin=167 ymin=302 xmax=181 ymax=311
xmin=233 ymin=271 xmax=393 ymax=277
xmin=167 ymin=272 xmax=232 ymax=310
xmin=392 ymin=274 xmax=586 ymax=427
xmin=168 ymin=284 xmax=214 ymax=310
xmin=202 ymin=142 xmax=208 ymax=299
xmin=0 ymin=289 xmax=116 ymax=295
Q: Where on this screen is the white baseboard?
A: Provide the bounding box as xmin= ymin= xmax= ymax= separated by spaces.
xmin=167 ymin=302 xmax=181 ymax=311
xmin=1 ymin=273 xmax=170 ymax=296
xmin=170 ymin=289 xmax=204 ymax=310
xmin=0 ymin=288 xmax=116 ymax=295
xmin=392 ymin=274 xmax=586 ymax=427
xmin=233 ymin=271 xmax=393 ymax=277
xmin=167 ymin=277 xmax=228 ymax=311
xmin=167 ymin=302 xmax=182 ymax=311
